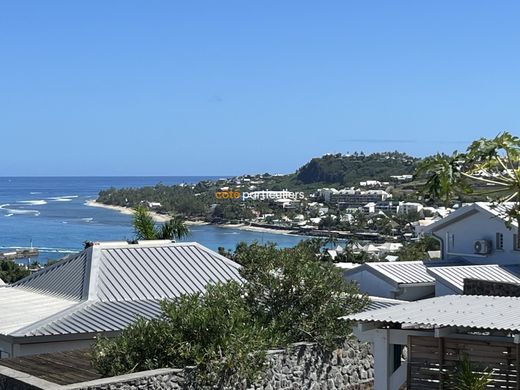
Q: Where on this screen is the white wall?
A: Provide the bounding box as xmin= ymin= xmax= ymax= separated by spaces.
xmin=345 ymin=270 xmax=434 ymax=301
xmin=345 ymin=270 xmax=397 ymax=298
xmin=434 ymin=211 xmax=520 ymax=265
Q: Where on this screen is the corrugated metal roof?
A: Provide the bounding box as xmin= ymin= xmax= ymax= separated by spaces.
xmin=428 ymin=264 xmax=520 ymax=293
xmin=96 ymin=244 xmax=241 ymax=301
xmin=366 ymin=296 xmax=405 ymax=311
xmin=344 ymin=295 xmax=520 ymax=331
xmin=12 ymin=251 xmax=90 ymax=300
xmin=365 ymin=261 xmax=436 ymax=284
xmin=0 ymin=287 xmax=77 ymax=335
xmin=14 ymin=300 xmax=164 ymax=337
xmin=1 ymin=241 xmax=243 ymax=338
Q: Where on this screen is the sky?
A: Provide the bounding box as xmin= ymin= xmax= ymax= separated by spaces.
xmin=1 ymin=1 xmax=520 ymax=176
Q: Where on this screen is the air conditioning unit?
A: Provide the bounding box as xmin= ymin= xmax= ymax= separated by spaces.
xmin=474 ymin=239 xmax=491 ymax=254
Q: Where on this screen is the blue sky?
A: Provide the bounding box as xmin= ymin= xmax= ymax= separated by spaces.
xmin=1 ymin=1 xmax=520 ymax=176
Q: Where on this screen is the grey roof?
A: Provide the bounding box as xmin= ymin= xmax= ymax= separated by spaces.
xmin=96 ymin=244 xmax=241 ymax=301
xmin=366 ymin=296 xmax=405 ymax=311
xmin=13 ymin=300 xmax=164 ymax=337
xmin=344 ymin=295 xmax=520 ymax=332
xmin=2 ymin=241 xmax=242 ymax=338
xmin=345 ymin=261 xmax=436 ymax=285
xmin=428 ymin=264 xmax=520 ymax=293
xmin=13 ymin=251 xmax=89 ymax=300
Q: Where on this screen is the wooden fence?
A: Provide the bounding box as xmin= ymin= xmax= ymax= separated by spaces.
xmin=407 ymin=336 xmax=519 ymax=390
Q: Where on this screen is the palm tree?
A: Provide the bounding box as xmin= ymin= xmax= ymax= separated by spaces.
xmin=418 ymin=132 xmax=520 ymax=235
xmin=158 ymin=216 xmax=190 ymax=240
xmin=133 ymin=206 xmax=190 ymax=241
xmin=414 ymin=153 xmax=468 ymax=207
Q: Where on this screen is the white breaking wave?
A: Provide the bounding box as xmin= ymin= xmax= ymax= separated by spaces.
xmin=48 ymin=195 xmax=79 ymax=202
xmin=81 ymin=217 xmax=94 ymax=222
xmin=0 ymin=204 xmax=40 ymax=216
xmin=17 ymin=200 xmax=47 ymax=206
xmin=5 ymin=214 xmax=13 ymax=217
xmin=30 ymin=192 xmax=42 ymax=195
xmin=0 ymin=246 xmax=78 ymax=254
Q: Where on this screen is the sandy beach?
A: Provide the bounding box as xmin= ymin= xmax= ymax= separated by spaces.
xmin=85 ymin=200 xmax=298 ymax=235
xmin=218 ymin=223 xmax=298 ymax=236
xmin=85 ymin=200 xmax=172 ymax=223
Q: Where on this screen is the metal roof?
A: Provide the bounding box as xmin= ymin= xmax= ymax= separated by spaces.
xmin=428 ymin=264 xmax=520 ymax=293
xmin=349 ymin=261 xmax=436 ymax=285
xmin=96 ymin=244 xmax=240 ymax=301
xmin=0 ymin=287 xmax=76 ymax=335
xmin=344 ymin=295 xmax=520 ymax=332
xmin=0 ymin=241 xmax=242 ymax=338
xmin=13 ymin=300 xmax=163 ymax=337
xmin=12 ymin=251 xmax=89 ymax=300
xmin=366 ymin=296 xmax=405 ymax=311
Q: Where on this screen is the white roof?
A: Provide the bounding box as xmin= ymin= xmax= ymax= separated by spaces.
xmin=0 ymin=278 xmax=4 ymax=286
xmin=0 ymin=287 xmax=76 ymax=335
xmin=344 ymin=295 xmax=520 ymax=331
xmin=428 ymin=264 xmax=520 ymax=293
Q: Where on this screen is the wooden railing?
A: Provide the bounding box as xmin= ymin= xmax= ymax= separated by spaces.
xmin=407 ymin=336 xmax=519 ymax=390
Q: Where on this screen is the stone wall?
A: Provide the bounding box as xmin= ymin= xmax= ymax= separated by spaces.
xmin=250 ymin=340 xmax=373 ymax=390
xmin=0 ymin=339 xmax=373 ymax=390
xmin=464 ymin=278 xmax=520 ymax=297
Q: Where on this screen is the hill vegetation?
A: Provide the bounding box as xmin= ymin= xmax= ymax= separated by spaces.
xmin=295 ymin=152 xmax=418 ymax=186
xmin=96 ymin=152 xmax=420 ymax=221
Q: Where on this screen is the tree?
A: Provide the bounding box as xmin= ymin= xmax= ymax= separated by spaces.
xmin=415 ymin=153 xmax=468 ymax=207
xmin=0 ymin=260 xmax=30 ymax=283
xmin=235 ymin=242 xmax=369 ymax=348
xmin=395 ymin=236 xmax=440 ymax=261
xmin=91 ymin=282 xmax=270 ymax=387
xmin=417 ymin=132 xmax=520 ymax=234
xmin=133 ymin=206 xmax=190 ymax=241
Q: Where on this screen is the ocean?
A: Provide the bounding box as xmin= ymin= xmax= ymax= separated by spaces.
xmin=0 ymin=177 xmax=306 ymax=264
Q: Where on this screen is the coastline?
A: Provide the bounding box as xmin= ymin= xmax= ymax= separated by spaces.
xmin=85 ymin=200 xmax=298 ymax=235
xmin=85 ymin=200 xmax=173 ymax=223
xmin=217 ymin=223 xmax=299 ymax=236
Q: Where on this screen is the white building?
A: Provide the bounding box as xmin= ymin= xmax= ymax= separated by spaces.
xmin=345 ymin=295 xmax=520 ymax=390
xmin=425 ymin=202 xmax=520 ymax=265
xmin=397 ymin=202 xmax=423 ymax=215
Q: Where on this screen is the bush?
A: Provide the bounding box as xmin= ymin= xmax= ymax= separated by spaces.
xmin=236 ymin=242 xmax=369 ymax=348
xmin=91 ymin=243 xmax=368 ymax=387
xmin=92 ymin=282 xmax=270 ymax=387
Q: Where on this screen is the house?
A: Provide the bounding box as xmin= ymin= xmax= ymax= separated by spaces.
xmin=344 ymin=295 xmax=520 ymax=390
xmin=425 ymin=202 xmax=520 ymax=265
xmin=426 ymin=264 xmax=520 ymax=295
xmin=343 ymin=261 xmax=436 ymax=300
xmin=0 ymin=240 xmax=241 ymax=358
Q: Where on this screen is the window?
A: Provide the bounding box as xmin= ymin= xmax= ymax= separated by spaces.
xmin=515 ymin=234 xmax=520 ymax=251
xmin=496 ymin=232 xmax=504 ymax=250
